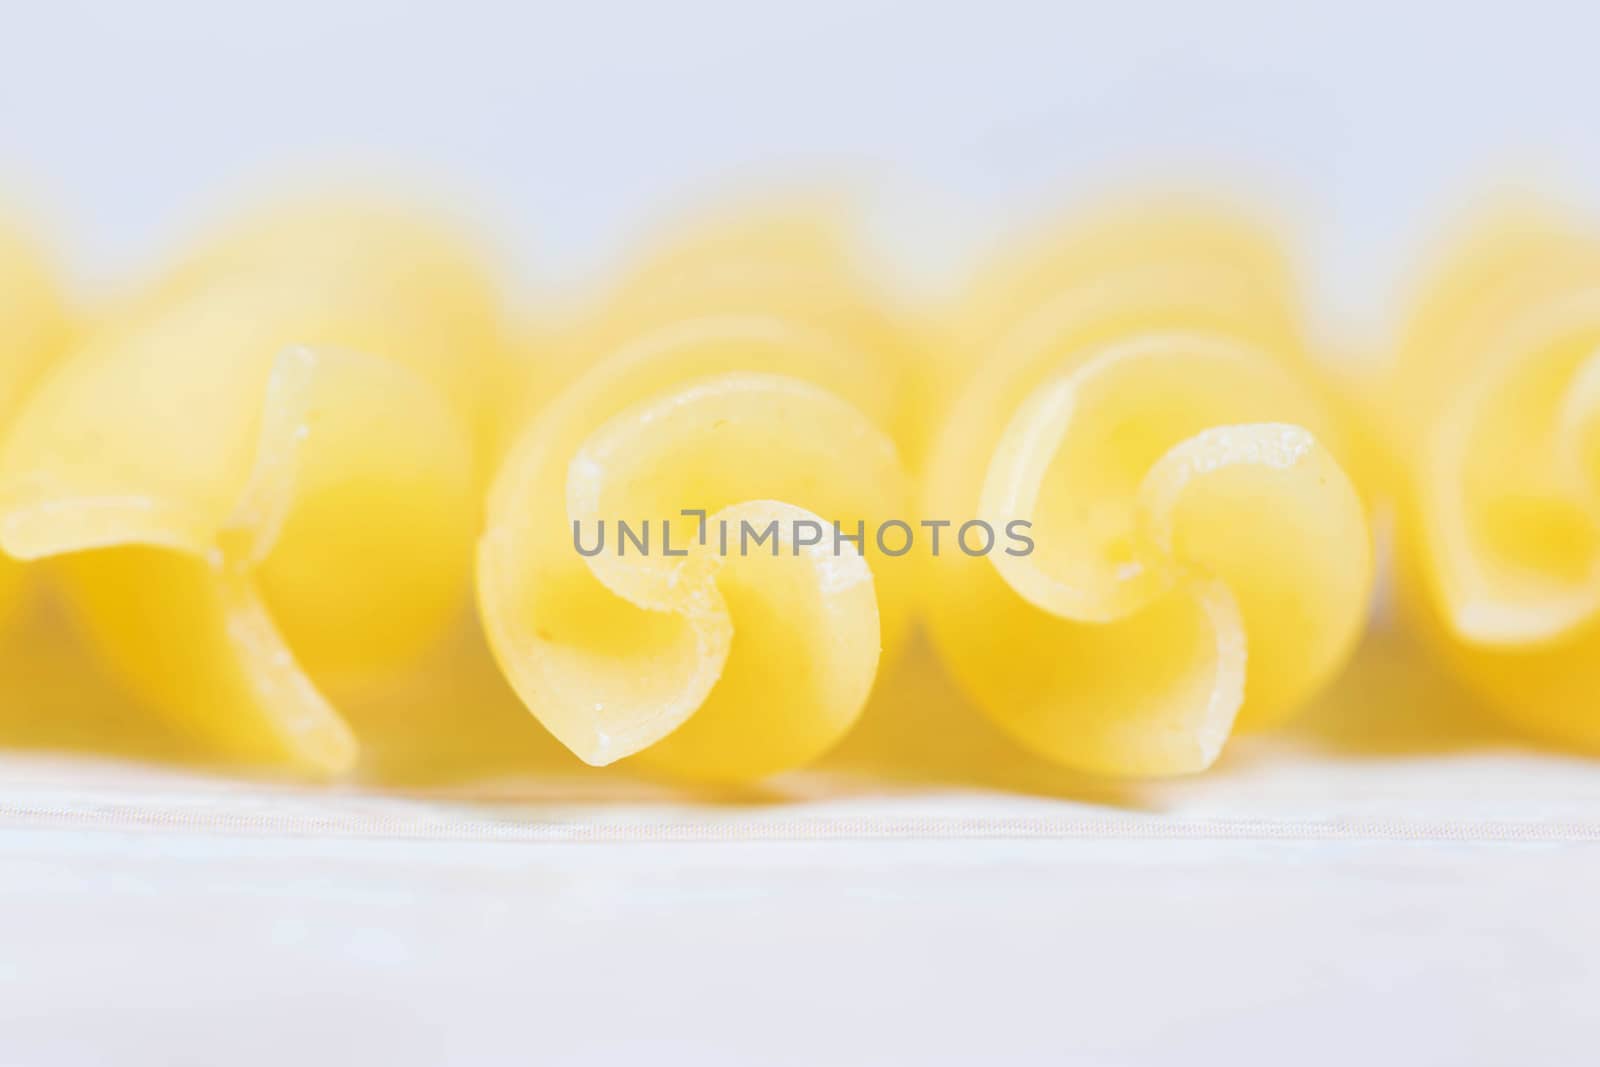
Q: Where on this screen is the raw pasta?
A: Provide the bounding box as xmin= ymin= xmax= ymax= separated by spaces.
xmin=0 ymin=200 xmax=504 ymax=775
xmin=479 ymin=206 xmax=918 ymax=780
xmin=500 ymin=199 xmax=927 ymax=465
xmin=0 ymin=215 xmax=71 ymax=633
xmin=1387 ymin=205 xmax=1600 ymax=749
xmin=921 ymin=203 xmax=1373 ymax=776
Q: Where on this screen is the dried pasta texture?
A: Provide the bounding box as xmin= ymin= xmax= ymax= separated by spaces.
xmin=480 ymin=208 xmax=916 ymax=781
xmin=0 ymin=200 xmax=503 ymax=775
xmin=0 ymin=216 xmax=71 ymax=632
xmin=1388 ymin=206 xmax=1600 ymax=749
xmin=922 ymin=203 xmax=1372 ymax=776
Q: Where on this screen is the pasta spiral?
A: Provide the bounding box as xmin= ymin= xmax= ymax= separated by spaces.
xmin=479 ymin=206 xmax=918 ymax=780
xmin=922 ymin=203 xmax=1373 ymax=776
xmin=0 ymin=199 xmax=504 ymax=775
xmin=0 ymin=215 xmax=71 ymax=633
xmin=1390 ymin=205 xmax=1600 ymax=748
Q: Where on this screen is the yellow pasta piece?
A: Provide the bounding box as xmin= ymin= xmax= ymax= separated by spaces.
xmin=481 ymin=208 xmax=916 ymax=781
xmin=0 ymin=201 xmax=501 ymax=775
xmin=513 ymin=198 xmax=926 ymax=466
xmin=1388 ymin=205 xmax=1600 ymax=749
xmin=922 ymin=202 xmax=1372 ymax=776
xmin=146 ymin=196 xmax=504 ymax=434
xmin=0 ymin=215 xmax=71 ymax=633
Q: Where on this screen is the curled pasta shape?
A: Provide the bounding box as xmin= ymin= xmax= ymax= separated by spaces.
xmin=0 ymin=200 xmax=502 ymax=775
xmin=504 ymin=199 xmax=924 ymax=467
xmin=0 ymin=215 xmax=71 ymax=633
xmin=922 ymin=205 xmax=1372 ymax=776
xmin=480 ymin=210 xmax=916 ymax=780
xmin=1389 ymin=206 xmax=1600 ymax=748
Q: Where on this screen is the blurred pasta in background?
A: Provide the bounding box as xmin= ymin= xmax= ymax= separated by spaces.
xmin=0 ymin=215 xmax=71 ymax=634
xmin=1386 ymin=201 xmax=1600 ymax=752
xmin=0 ymin=197 xmax=507 ymax=776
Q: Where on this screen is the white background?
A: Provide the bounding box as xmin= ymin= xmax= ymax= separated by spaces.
xmin=5 ymin=0 xmax=1600 ymax=341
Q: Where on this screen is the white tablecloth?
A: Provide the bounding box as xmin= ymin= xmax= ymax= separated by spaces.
xmin=2 ymin=624 xmax=1597 ymax=1066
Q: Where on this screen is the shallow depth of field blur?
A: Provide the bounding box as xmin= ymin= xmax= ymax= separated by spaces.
xmin=7 ymin=2 xmax=1600 ymax=779
xmin=11 ymin=8 xmax=1600 ymax=1066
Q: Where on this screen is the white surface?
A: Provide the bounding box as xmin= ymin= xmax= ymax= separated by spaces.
xmin=3 ymin=628 xmax=1596 ymax=1065
xmin=2 ymin=745 xmax=1598 ymax=1067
